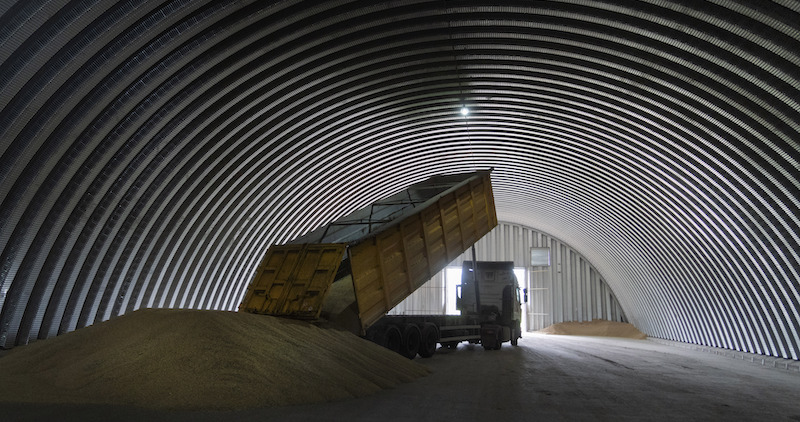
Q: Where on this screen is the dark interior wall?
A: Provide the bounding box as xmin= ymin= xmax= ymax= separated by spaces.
xmin=0 ymin=1 xmax=798 ymax=360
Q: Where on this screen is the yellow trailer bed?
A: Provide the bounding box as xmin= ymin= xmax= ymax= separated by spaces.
xmin=239 ymin=170 xmax=497 ymax=334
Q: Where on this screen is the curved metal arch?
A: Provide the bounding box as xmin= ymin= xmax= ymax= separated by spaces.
xmin=0 ymin=1 xmax=799 ymax=362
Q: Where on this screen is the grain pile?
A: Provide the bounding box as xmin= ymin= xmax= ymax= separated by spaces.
xmin=538 ymin=319 xmax=647 ymax=339
xmin=0 ymin=308 xmax=429 ymax=410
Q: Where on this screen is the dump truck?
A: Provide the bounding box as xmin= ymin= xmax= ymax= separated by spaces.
xmin=238 ymin=169 xmax=524 ymax=357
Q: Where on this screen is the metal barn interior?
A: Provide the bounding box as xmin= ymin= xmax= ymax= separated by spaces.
xmin=0 ymin=1 xmax=799 ymax=419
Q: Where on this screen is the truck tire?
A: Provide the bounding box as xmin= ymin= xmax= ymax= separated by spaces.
xmin=400 ymin=324 xmax=421 ymax=359
xmin=375 ymin=324 xmax=402 ymax=354
xmin=418 ymin=323 xmax=439 ymax=358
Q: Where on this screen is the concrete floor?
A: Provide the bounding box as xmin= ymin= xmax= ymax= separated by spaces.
xmin=3 ymin=334 xmax=800 ymax=421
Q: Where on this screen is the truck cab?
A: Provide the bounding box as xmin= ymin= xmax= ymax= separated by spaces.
xmin=458 ymin=261 xmax=523 ymax=348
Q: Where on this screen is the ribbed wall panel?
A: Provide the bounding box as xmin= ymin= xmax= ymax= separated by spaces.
xmin=0 ymin=1 xmax=797 ymax=363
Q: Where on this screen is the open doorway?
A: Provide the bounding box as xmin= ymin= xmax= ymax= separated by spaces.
xmin=445 ymin=267 xmax=462 ymax=315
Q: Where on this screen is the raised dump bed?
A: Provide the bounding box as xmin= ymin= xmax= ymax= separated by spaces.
xmin=239 ymin=170 xmax=498 ymax=335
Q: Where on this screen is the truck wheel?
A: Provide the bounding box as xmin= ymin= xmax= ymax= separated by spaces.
xmin=400 ymin=324 xmax=421 ymax=359
xmin=511 ymin=323 xmax=519 ymax=346
xmin=379 ymin=325 xmax=403 ymax=354
xmin=418 ymin=323 xmax=439 ymax=358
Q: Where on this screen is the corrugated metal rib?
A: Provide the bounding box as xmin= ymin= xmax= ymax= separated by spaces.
xmin=0 ymin=0 xmax=798 ymax=362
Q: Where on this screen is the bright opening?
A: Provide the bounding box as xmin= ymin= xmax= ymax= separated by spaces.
xmin=460 ymin=107 xmax=469 ymax=116
xmin=445 ymin=267 xmax=462 ymax=315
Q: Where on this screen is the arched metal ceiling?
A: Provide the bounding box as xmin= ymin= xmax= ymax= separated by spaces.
xmin=0 ymin=1 xmax=798 ymax=359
